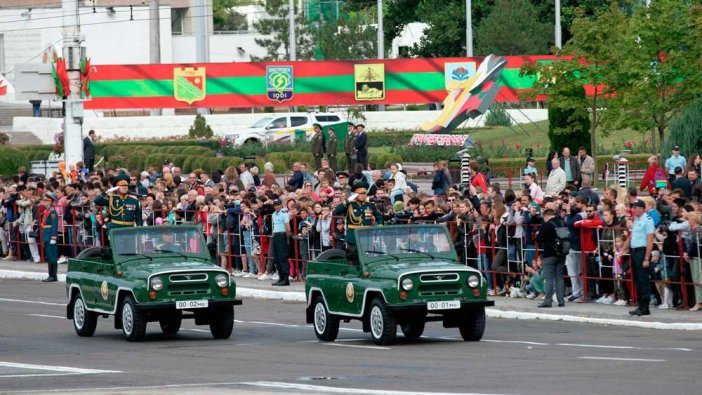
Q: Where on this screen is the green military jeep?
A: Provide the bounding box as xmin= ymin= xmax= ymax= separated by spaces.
xmin=305 ymin=224 xmax=493 ymax=345
xmin=65 ymin=225 xmax=241 ymax=342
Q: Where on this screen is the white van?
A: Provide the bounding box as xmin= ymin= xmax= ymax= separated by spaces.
xmin=224 ymin=112 xmax=346 ymax=146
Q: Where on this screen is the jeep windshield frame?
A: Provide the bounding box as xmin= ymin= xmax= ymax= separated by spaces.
xmin=355 ymin=224 xmax=457 ymax=264
xmin=109 ymin=225 xmax=210 ymax=264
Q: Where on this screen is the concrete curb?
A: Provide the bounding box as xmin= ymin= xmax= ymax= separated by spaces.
xmin=3 ymin=269 xmax=701 ymax=331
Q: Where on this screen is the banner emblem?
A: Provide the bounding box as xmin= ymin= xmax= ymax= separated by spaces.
xmin=444 ymin=62 xmax=476 ymax=90
xmin=174 ymin=67 xmax=206 ymax=105
xmin=266 ymin=66 xmax=294 ymax=103
xmin=354 ymin=64 xmax=385 ymax=101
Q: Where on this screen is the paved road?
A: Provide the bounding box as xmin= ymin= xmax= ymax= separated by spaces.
xmin=1 ymin=280 xmax=698 ymax=395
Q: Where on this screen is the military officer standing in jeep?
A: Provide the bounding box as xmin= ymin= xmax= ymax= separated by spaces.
xmin=344 ymin=122 xmax=356 ymax=172
xmin=310 ymin=123 xmax=326 ymax=170
xmin=333 ymin=181 xmax=383 ymax=260
xmin=94 ymin=174 xmax=143 ymax=231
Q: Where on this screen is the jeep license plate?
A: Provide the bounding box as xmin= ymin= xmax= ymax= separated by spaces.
xmin=176 ymin=300 xmax=209 ymax=309
xmin=427 ymin=301 xmax=461 ymax=311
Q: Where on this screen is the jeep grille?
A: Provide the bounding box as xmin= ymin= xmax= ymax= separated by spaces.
xmin=418 ymin=283 xmax=462 ymax=297
xmin=169 ymin=273 xmax=208 ymax=282
xmin=419 ymin=273 xmax=459 ymax=283
xmin=168 ymin=283 xmax=211 ymax=296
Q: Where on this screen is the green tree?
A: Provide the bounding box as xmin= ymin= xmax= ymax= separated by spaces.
xmin=213 ymin=0 xmax=248 ymax=31
xmin=251 ymin=0 xmax=315 ymax=61
xmin=317 ymin=8 xmax=377 ymax=60
xmin=664 ymin=99 xmax=702 ymax=159
xmin=189 ymin=114 xmax=213 ymax=139
xmin=602 ymin=0 xmax=702 ymax=153
xmin=547 ymin=84 xmax=591 ymax=154
xmin=474 ymin=0 xmax=551 ymax=56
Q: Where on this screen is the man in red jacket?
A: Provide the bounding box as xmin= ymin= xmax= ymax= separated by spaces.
xmin=574 ymin=204 xmax=604 ymax=302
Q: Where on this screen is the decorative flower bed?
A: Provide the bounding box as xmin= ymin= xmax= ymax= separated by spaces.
xmin=409 ymin=134 xmax=472 ymax=147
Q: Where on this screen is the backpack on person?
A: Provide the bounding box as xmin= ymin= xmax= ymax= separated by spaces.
xmin=653 ymin=167 xmax=668 ymax=189
xmin=553 ymin=219 xmax=571 ymax=257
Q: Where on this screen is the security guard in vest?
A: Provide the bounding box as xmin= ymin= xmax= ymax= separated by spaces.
xmin=627 ymin=199 xmax=655 ymax=316
xmin=333 ymin=181 xmax=383 ymax=262
xmin=41 ymin=192 xmax=59 ymax=282
xmin=344 ymin=122 xmax=356 ymax=172
xmin=94 ymin=173 xmax=143 ymax=231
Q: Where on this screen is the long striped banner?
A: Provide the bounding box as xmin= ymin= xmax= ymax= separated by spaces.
xmin=85 ymin=56 xmax=559 ymax=109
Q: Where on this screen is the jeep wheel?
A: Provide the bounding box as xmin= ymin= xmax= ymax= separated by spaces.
xmin=313 ymin=296 xmax=339 ymax=342
xmin=368 ymin=298 xmax=396 ymax=345
xmin=121 ymin=295 xmax=147 ymax=342
xmin=73 ymin=294 xmax=98 ymax=337
xmin=159 ymin=312 xmax=182 ymax=335
xmin=400 ymin=320 xmax=425 ymax=340
xmin=459 ymin=307 xmax=486 ymax=341
xmin=210 ymin=306 xmax=234 ymax=339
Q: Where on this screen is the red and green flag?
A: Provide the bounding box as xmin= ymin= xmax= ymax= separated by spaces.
xmin=51 ymin=57 xmax=70 ymax=98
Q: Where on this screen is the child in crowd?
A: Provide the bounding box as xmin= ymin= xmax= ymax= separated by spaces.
xmin=652 ymin=250 xmax=673 ymax=309
xmin=612 ymin=234 xmax=630 ymax=306
xmin=334 ymin=219 xmax=345 ymax=249
xmin=523 ymin=255 xmax=544 ymax=299
xmin=296 ymin=222 xmax=311 ymax=278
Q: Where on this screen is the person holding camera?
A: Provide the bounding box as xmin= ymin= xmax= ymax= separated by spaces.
xmin=536 ymin=208 xmax=567 ymax=307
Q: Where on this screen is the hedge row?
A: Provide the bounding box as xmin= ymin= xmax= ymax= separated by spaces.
xmin=0 ymin=147 xmax=30 ymax=176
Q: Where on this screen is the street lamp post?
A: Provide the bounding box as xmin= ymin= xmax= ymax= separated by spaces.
xmin=466 ymin=0 xmax=473 ymax=57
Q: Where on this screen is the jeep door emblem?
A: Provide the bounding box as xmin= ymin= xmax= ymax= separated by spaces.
xmin=100 ymin=281 xmax=109 ymax=301
xmin=345 ymin=282 xmax=355 ymax=303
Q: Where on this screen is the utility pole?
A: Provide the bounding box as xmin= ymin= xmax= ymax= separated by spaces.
xmin=555 ymin=0 xmax=562 ymax=49
xmin=149 ymin=0 xmax=161 ymax=116
xmin=466 ymin=0 xmax=472 ymax=57
xmin=289 ymin=0 xmax=296 ymax=61
xmin=62 ymin=0 xmax=83 ymax=167
xmin=194 ymin=0 xmax=209 ymax=115
xmin=377 ymin=0 xmax=384 ymax=111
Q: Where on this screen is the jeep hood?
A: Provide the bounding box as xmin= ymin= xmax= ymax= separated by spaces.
xmin=123 ymin=260 xmax=222 ymax=276
xmin=370 ymin=259 xmax=473 ymax=278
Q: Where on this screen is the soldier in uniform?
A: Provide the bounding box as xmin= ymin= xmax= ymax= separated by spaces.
xmin=94 ymin=173 xmax=143 ymax=233
xmin=326 ymin=126 xmax=338 ymax=172
xmin=310 ymin=123 xmax=326 ymax=170
xmin=333 ymin=181 xmax=383 ymax=262
xmin=344 ymin=122 xmax=356 ymax=172
xmin=40 ymin=192 xmax=59 ymax=282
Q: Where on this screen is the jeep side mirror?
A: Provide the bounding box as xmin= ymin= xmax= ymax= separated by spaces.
xmin=101 ymin=247 xmax=113 ymax=261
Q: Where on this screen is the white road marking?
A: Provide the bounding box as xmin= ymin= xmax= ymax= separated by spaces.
xmin=324 ymin=343 xmax=390 ymax=350
xmin=26 ymin=314 xmax=64 ymax=319
xmin=0 ymin=297 xmax=64 ymax=306
xmin=557 ymin=343 xmax=692 ymax=352
xmin=181 ymin=328 xmax=211 ymax=333
xmin=483 ymin=339 xmax=549 ymax=346
xmin=578 ymin=356 xmax=666 ymax=362
xmin=235 ymin=319 xmax=363 ymax=332
xmin=240 ymin=381 xmax=514 ymax=394
xmin=0 ymin=361 xmax=120 ymax=379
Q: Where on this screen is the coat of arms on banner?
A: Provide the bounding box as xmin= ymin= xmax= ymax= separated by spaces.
xmin=444 ymin=62 xmax=476 ymax=90
xmin=266 ymin=66 xmax=294 ymax=103
xmin=174 ymin=67 xmax=206 ymax=105
xmin=354 ymin=64 xmax=385 ymax=101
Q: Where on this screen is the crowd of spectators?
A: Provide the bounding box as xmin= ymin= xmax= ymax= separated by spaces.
xmin=1 ymin=143 xmax=701 ymax=312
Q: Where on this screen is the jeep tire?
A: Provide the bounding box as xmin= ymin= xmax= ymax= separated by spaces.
xmin=368 ymin=298 xmax=397 ymax=345
xmin=210 ymin=306 xmax=234 ymax=339
xmin=159 ymin=311 xmax=182 ymax=335
xmin=459 ymin=306 xmax=486 ymax=341
xmin=121 ymin=295 xmax=147 ymax=342
xmin=400 ymin=320 xmax=425 ymax=339
xmin=72 ymin=294 xmax=98 ymax=337
xmin=313 ymin=296 xmax=339 ymax=342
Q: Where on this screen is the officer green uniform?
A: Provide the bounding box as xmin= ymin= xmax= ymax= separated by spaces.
xmin=327 ymin=128 xmax=338 ymax=172
xmin=94 ymin=174 xmax=143 ymax=231
xmin=333 ymin=182 xmax=383 ymax=252
xmin=344 ymin=122 xmax=356 ymax=172
xmin=41 ymin=192 xmax=59 ymax=282
xmin=310 ymin=123 xmax=326 ymax=170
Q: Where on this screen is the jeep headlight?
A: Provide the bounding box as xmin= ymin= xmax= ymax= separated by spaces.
xmin=215 ymin=274 xmax=228 ymax=288
xmin=467 ymin=274 xmax=480 ymax=288
xmin=401 ymin=277 xmax=414 ymax=291
xmin=150 ymin=276 xmax=163 ymax=291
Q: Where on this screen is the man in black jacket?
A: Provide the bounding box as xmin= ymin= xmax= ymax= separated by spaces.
xmin=83 ymin=130 xmax=96 ymax=172
xmin=353 ymin=124 xmax=368 ymax=168
xmin=536 ymin=208 xmax=567 ymax=307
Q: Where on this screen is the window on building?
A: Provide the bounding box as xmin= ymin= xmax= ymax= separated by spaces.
xmin=171 ymin=8 xmax=185 ymax=35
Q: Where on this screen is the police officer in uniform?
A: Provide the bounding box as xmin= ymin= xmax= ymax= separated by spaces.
xmin=344 ymin=122 xmax=356 ymax=172
xmin=626 ymin=199 xmax=655 ymax=316
xmin=41 ymin=192 xmax=59 ymax=282
xmin=326 ymin=126 xmax=338 ymax=172
xmin=333 ymin=181 xmax=383 ymax=261
xmin=310 ymin=123 xmax=326 ymax=170
xmin=94 ymin=174 xmax=143 ymax=231
xmin=271 ymin=199 xmax=291 ymax=286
